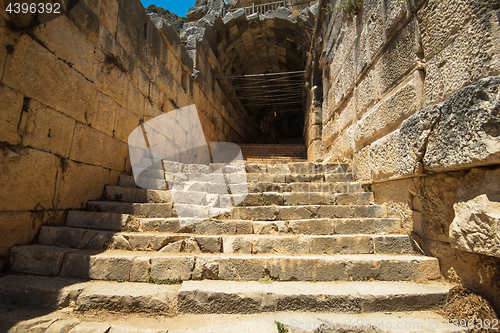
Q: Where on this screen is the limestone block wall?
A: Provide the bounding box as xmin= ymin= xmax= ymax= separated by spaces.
xmin=316 ymin=0 xmax=500 ymax=311
xmin=319 ymin=0 xmax=500 ymax=176
xmin=0 ymin=0 xmax=252 ymax=268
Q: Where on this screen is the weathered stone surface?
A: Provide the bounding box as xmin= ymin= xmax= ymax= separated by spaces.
xmin=75 ymin=281 xmax=177 ymax=313
xmin=151 ymin=256 xmax=195 ymax=280
xmin=399 ymin=76 xmax=500 ymax=175
xmin=89 ymin=252 xmax=136 ymax=280
xmin=2 ymin=35 xmax=97 ymax=124
xmin=10 ymin=245 xmax=75 ymax=276
xmin=0 ymin=212 xmax=31 ymax=267
xmin=66 ymin=211 xmax=129 ymax=231
xmin=113 ymin=104 xmax=139 ymax=143
xmin=70 ymin=123 xmax=128 ymax=171
xmin=0 ymin=84 xmax=23 ymax=145
xmin=423 ymin=10 xmax=500 ymax=107
xmin=34 ymin=15 xmax=95 ymax=80
xmin=0 ymin=147 xmax=59 ymax=211
xmin=22 ymin=100 xmax=76 ymax=158
xmin=355 ymin=72 xmax=423 ymax=147
xmin=309 ymin=235 xmax=374 ymax=255
xmin=450 ymin=194 xmax=500 ymax=258
xmin=57 ymin=161 xmax=110 ymax=209
xmin=370 ymin=129 xmax=400 ymax=181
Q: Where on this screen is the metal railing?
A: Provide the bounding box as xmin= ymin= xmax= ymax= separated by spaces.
xmin=224 ymin=0 xmax=287 ymax=17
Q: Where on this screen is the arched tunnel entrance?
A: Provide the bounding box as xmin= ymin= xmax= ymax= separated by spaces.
xmin=211 ymin=6 xmax=315 ymax=144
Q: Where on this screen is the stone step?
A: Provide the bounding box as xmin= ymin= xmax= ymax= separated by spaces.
xmin=9 ymin=246 xmax=441 ymax=282
xmin=244 ymin=163 xmax=349 ymax=174
xmin=1 ymin=308 xmax=466 ymax=333
xmin=135 ymin=217 xmax=403 ymax=235
xmin=0 ymin=275 xmax=457 ymax=318
xmin=38 ymin=226 xmax=415 ymax=255
xmin=0 ymin=275 xmax=455 ymax=316
xmin=164 ymin=172 xmax=353 ymax=183
xmin=87 ymin=201 xmax=173 ymax=218
xmin=246 ymin=181 xmax=363 ymax=193
xmin=105 ymin=186 xmax=374 ymax=205
xmin=117 ymin=174 xmax=363 ymax=193
xmin=88 ymin=201 xmax=385 ymax=220
xmin=66 ymin=211 xmax=130 ymax=231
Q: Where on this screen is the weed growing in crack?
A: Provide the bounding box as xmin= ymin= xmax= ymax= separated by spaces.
xmin=335 ymin=0 xmax=363 ymax=16
xmin=275 ymin=320 xmax=289 ymax=333
xmin=148 ymin=277 xmax=183 ymax=285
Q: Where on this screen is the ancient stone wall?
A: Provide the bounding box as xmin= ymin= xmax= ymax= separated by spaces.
xmin=315 ymin=0 xmax=500 ymax=311
xmin=0 ymin=0 xmax=253 ymax=268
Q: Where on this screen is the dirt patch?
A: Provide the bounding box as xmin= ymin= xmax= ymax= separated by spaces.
xmin=444 ymin=285 xmax=499 ymax=332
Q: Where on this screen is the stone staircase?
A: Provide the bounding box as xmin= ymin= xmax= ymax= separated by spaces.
xmin=1 ymin=159 xmax=459 ymax=332
xmin=238 ymin=144 xmax=308 ymax=162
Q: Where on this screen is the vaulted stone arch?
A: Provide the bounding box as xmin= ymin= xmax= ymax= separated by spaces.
xmin=181 ymin=3 xmax=317 ymax=143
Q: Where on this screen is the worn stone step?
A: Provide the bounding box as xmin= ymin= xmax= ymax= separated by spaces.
xmin=66 ymin=211 xmax=130 ymax=231
xmin=176 ymin=280 xmax=454 ymax=314
xmin=37 ymin=226 xmax=414 ymax=255
xmin=222 ymin=204 xmax=387 ymax=220
xmin=244 ymin=163 xmax=349 ymax=174
xmin=135 ymin=217 xmax=403 ymax=235
xmin=0 ymin=275 xmax=455 ymax=317
xmin=38 ymin=226 xmax=113 ymax=250
xmin=9 ymin=246 xmax=441 ymax=282
xmin=88 ymin=201 xmax=384 ymax=220
xmin=246 ymin=181 xmax=363 ymax=193
xmin=87 ymin=201 xmax=173 ymax=218
xmin=165 ymin=171 xmax=353 ymax=183
xmin=0 ymin=307 xmax=465 ymax=333
xmin=111 ymin=233 xmax=414 ymax=255
xmin=0 ymin=275 xmax=457 ymax=319
xmin=105 ymin=186 xmax=374 ymax=205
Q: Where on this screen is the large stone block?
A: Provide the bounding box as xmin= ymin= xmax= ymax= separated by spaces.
xmin=22 ymin=100 xmax=76 ymax=158
xmin=57 ymin=160 xmax=110 ymax=209
xmin=0 ymin=212 xmax=31 ymax=266
xmin=370 ymin=129 xmax=400 ymax=181
xmin=89 ymin=253 xmax=135 ymax=280
xmin=450 ymin=194 xmax=500 ymax=258
xmin=94 ymin=50 xmax=145 ymax=120
xmin=70 ymin=122 xmax=128 ymax=170
xmin=90 ymin=92 xmax=116 ymax=137
xmin=355 ymin=71 xmax=423 ymax=147
xmin=422 ymin=11 xmax=500 ymax=107
xmin=399 ymin=76 xmax=500 ymax=174
xmin=0 ymin=147 xmax=59 ymax=211
xmin=99 ymin=0 xmax=119 ymax=36
xmin=417 ymin=0 xmax=474 ymax=61
xmin=2 ymin=35 xmax=97 ymax=124
xmin=151 ymin=256 xmax=195 ymax=280
xmin=0 ymin=84 xmax=23 ymax=145
xmin=113 ymin=104 xmax=139 ymax=143
xmin=374 ymin=16 xmax=420 ymax=94
xmin=33 ymin=15 xmax=95 ymax=80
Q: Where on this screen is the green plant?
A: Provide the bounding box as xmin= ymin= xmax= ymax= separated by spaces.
xmin=105 ymin=276 xmax=111 ymax=281
xmin=323 ymin=3 xmax=335 ymax=13
xmin=335 ymin=0 xmax=363 ymax=15
xmin=260 ymin=197 xmax=268 ymax=206
xmin=364 ymin=184 xmax=372 ymax=192
xmin=258 ymin=277 xmax=273 ymax=284
xmin=148 ymin=277 xmax=183 ymax=285
xmin=113 ymin=193 xmax=123 ymax=201
xmin=6 ymin=44 xmax=14 ymax=55
xmin=275 ymin=320 xmax=289 ymax=333
xmin=116 ymin=278 xmax=126 ymax=283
